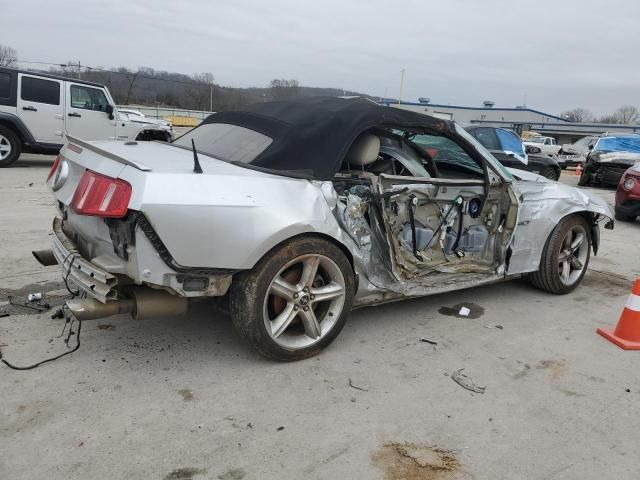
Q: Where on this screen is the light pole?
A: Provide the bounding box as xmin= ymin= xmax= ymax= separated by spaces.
xmin=398 ymin=68 xmax=405 ymax=104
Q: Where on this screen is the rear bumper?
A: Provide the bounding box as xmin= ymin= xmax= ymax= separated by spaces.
xmin=52 ymin=216 xmax=117 ymax=302
xmin=615 ymin=201 xmax=640 ymax=219
xmin=51 ymin=215 xmax=234 ymax=301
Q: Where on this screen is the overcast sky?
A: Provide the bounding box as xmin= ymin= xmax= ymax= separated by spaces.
xmin=3 ymin=0 xmax=639 ymax=115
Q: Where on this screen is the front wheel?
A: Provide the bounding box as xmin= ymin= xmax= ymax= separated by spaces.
xmin=541 ymin=166 xmax=560 ymax=181
xmin=577 ymin=168 xmax=592 ymax=186
xmin=230 ymin=237 xmax=355 ymax=361
xmin=529 ymin=215 xmax=591 ymax=294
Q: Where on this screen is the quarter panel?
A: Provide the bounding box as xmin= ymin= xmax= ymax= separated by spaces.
xmin=138 ymin=174 xmax=345 ymax=270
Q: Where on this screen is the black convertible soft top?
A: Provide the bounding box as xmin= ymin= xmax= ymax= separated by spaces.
xmin=200 ymin=96 xmax=450 ymax=180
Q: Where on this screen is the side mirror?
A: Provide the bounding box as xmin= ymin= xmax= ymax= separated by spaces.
xmin=105 ymin=104 xmax=114 ymax=120
xmin=588 ymin=145 xmax=593 ymax=150
xmin=525 ymin=145 xmax=541 ymax=154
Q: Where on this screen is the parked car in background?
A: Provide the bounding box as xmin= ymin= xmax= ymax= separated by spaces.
xmin=38 ymin=97 xmax=613 ymax=361
xmin=0 ymin=67 xmax=172 ymax=167
xmin=465 ymin=126 xmax=561 ymax=180
xmin=117 ymin=108 xmax=174 ymax=140
xmin=557 ymin=136 xmax=598 ymax=168
xmin=579 ymin=134 xmax=640 ymax=187
xmin=524 ymin=136 xmax=561 ymax=157
xmin=614 ymin=163 xmax=640 ymax=221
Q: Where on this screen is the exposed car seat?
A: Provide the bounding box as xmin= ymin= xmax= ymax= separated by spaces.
xmin=346 ymin=133 xmax=380 ymax=166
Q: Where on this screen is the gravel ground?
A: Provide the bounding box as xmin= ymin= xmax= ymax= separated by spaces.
xmin=1 ymin=156 xmax=639 ymax=480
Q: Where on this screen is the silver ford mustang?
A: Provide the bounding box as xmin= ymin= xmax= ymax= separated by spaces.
xmin=38 ymin=97 xmax=614 ymax=360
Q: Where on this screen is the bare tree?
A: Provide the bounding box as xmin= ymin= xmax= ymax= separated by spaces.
xmin=186 ymin=72 xmax=214 ymax=110
xmin=120 ymin=68 xmax=141 ymax=105
xmin=613 ymin=105 xmax=639 ymax=124
xmin=0 ymin=44 xmax=18 ymax=67
xmin=560 ymin=108 xmax=594 ymax=123
xmin=598 ymin=114 xmax=618 ymax=124
xmin=269 ymin=79 xmax=301 ymax=100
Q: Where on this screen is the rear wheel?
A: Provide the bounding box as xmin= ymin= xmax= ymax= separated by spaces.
xmin=529 ymin=215 xmax=591 ymax=294
xmin=0 ymin=125 xmax=22 ymax=167
xmin=230 ymin=237 xmax=355 ymax=361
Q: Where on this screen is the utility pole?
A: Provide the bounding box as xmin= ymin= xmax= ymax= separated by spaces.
xmin=210 ymin=84 xmax=213 ymax=112
xmin=398 ymin=68 xmax=405 ymax=105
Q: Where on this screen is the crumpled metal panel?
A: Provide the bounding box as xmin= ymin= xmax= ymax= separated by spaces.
xmin=506 ymin=171 xmax=614 ymax=274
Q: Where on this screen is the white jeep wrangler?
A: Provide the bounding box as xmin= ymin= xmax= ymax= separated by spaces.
xmin=0 ymin=67 xmax=172 ymax=167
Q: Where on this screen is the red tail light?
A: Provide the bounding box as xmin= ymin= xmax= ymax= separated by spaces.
xmin=71 ymin=170 xmax=132 ymax=218
xmin=47 ymin=155 xmax=60 ymax=180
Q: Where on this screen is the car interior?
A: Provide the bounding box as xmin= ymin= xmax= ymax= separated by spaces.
xmin=333 ymin=128 xmax=517 ymax=282
xmin=338 ymin=128 xmax=485 ymax=180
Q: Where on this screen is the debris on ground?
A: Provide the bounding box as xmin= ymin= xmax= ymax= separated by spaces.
xmin=484 ymin=324 xmax=504 ymax=330
xmin=451 ymin=368 xmax=486 ymax=394
xmin=8 ymin=295 xmax=50 ymax=312
xmin=348 ymin=378 xmax=369 ymax=392
xmin=0 ymin=312 xmax=9 ymax=318
xmin=420 ymin=338 xmax=438 ymax=345
xmin=438 ymin=302 xmax=485 ymax=319
xmin=27 ymin=292 xmax=43 ymax=302
xmin=0 ymin=282 xmax=68 ymax=317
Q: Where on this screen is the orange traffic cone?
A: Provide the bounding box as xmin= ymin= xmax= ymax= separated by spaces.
xmin=575 ymin=164 xmax=583 ymax=176
xmin=597 ymin=279 xmax=640 ymax=349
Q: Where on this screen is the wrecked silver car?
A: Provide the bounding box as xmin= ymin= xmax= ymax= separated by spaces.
xmin=38 ymin=97 xmax=614 ymax=360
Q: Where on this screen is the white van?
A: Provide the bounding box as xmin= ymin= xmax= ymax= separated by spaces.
xmin=0 ymin=67 xmax=172 ymax=166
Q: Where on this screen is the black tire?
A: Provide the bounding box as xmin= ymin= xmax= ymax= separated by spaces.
xmin=615 ymin=210 xmax=635 ymax=222
xmin=541 ymin=167 xmax=559 ymax=181
xmin=0 ymin=125 xmax=22 ymax=167
xmin=529 ymin=215 xmax=591 ymax=294
xmin=577 ymin=170 xmax=590 ymax=186
xmin=230 ymin=236 xmax=355 ymax=361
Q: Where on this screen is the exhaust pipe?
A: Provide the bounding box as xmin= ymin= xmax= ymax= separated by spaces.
xmin=66 ymin=288 xmax=188 ymax=321
xmin=66 ymin=297 xmax=135 ymax=320
xmin=32 ymin=249 xmax=58 ymax=266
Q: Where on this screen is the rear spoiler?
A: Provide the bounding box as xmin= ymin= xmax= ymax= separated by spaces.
xmin=65 ymin=135 xmax=152 ymax=171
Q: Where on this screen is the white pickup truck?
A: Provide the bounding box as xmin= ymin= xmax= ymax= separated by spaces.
xmin=0 ymin=67 xmax=172 ymax=167
xmin=523 ymin=136 xmax=561 ymax=157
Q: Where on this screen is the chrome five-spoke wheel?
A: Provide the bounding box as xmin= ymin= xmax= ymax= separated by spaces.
xmin=230 ymin=237 xmax=354 ymax=361
xmin=264 ymin=254 xmax=346 ymax=349
xmin=530 ymin=214 xmax=592 ymax=294
xmin=557 ymin=224 xmax=588 ymax=286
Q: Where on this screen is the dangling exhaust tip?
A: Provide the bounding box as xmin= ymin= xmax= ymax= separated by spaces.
xmin=65 ymin=289 xmax=188 ymax=321
xmin=32 ymin=249 xmax=58 ymax=266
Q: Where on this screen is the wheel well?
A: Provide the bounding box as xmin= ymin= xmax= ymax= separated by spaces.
xmin=254 ymin=232 xmax=356 ymax=277
xmin=563 ymin=211 xmax=600 ymax=254
xmin=0 ymin=119 xmax=24 ymax=143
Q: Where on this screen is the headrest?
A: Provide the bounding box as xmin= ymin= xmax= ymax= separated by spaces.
xmin=346 ymin=133 xmax=380 ymax=166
